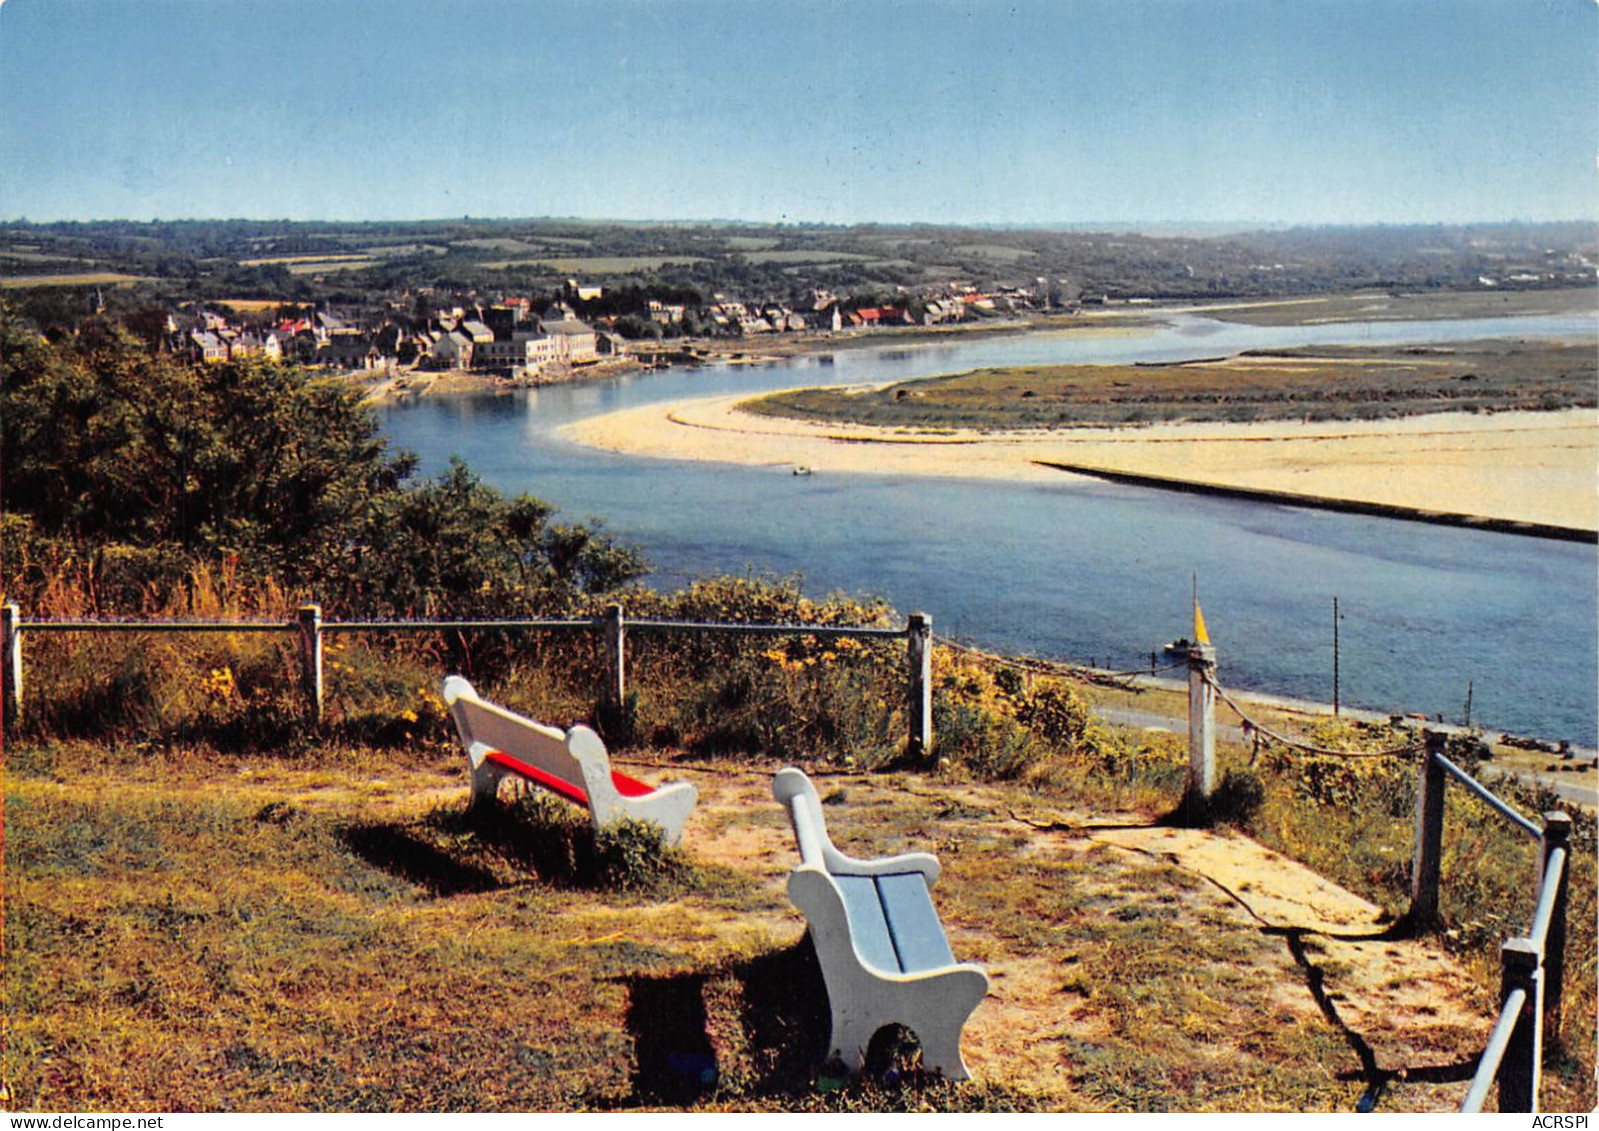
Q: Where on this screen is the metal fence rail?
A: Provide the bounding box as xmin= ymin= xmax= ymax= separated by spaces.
xmin=626 ymin=619 xmax=904 ymax=640
xmin=1433 ymin=751 xmax=1542 ymax=839
xmin=324 ymin=619 xmax=595 ymax=633
xmin=1447 ymin=797 xmax=1573 ymax=1113
xmin=1386 ymin=733 xmax=1577 ymax=1112
xmin=15 ymin=619 xmax=291 ymax=633
xmin=1 ymin=601 xmax=936 ymax=754
xmin=1461 ymin=983 xmax=1532 ymax=1113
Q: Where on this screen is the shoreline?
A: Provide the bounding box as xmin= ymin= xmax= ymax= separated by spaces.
xmin=356 ymin=312 xmax=1136 ymax=404
xmin=563 ymin=392 xmax=1599 ymax=535
xmin=358 ymin=287 xmax=1595 ymax=406
xmin=1033 ymin=459 xmax=1598 ymax=543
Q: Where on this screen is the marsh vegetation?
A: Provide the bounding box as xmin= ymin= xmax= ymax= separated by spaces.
xmin=745 ymin=340 xmax=1597 ymax=431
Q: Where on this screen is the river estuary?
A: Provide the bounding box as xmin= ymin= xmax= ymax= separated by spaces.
xmin=377 ymin=313 xmax=1598 ymax=747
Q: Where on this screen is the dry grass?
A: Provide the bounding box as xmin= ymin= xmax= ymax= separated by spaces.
xmin=3 ymin=584 xmax=1590 ymax=1112
xmin=7 ymin=725 xmax=1565 ymax=1112
xmin=211 ymin=300 xmax=286 ymax=313
xmin=1190 ymin=287 xmax=1598 ymax=327
xmin=236 ymin=255 xmax=377 ymax=268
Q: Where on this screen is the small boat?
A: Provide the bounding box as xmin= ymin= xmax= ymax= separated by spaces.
xmin=792 ymin=465 xmax=813 ymax=477
xmin=1162 ymin=638 xmax=1191 ymax=657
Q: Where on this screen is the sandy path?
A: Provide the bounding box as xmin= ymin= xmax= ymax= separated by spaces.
xmin=562 ymin=394 xmax=1598 ymax=533
xmin=675 ymin=769 xmax=1492 ymax=1108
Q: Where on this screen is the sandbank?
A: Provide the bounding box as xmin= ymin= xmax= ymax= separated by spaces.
xmin=562 ymin=393 xmax=1599 ymax=536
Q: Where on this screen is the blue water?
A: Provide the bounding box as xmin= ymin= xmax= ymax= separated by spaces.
xmin=377 ymin=313 xmax=1599 ymax=746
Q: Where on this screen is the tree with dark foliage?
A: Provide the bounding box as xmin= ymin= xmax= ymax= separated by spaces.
xmin=0 ymin=304 xmax=646 ymax=615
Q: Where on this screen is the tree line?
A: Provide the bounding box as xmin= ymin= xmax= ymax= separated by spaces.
xmin=0 ymin=305 xmax=647 ymax=618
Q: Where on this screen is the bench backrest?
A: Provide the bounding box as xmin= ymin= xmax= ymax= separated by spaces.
xmin=772 ymin=766 xmax=834 ymax=870
xmin=442 ymin=675 xmax=586 ymax=790
xmin=772 ymin=767 xmax=941 ymax=883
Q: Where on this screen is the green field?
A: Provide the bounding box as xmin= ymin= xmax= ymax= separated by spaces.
xmin=953 ymin=243 xmax=1037 ymax=263
xmin=741 ymin=250 xmax=880 ymax=265
xmin=0 ymin=272 xmax=149 ymax=289
xmin=482 ymin=255 xmax=710 ymax=273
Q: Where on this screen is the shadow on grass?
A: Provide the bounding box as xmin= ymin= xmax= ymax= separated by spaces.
xmin=613 ymin=939 xmax=1027 ymax=1110
xmin=615 ymin=938 xmax=830 ymax=1106
xmin=337 ymin=823 xmax=503 ymax=896
xmin=1158 ymin=768 xmax=1266 ymax=830
xmin=622 ymin=972 xmax=721 ymax=1103
xmin=730 ymin=937 xmax=833 ymax=1092
xmin=16 ymin=709 xmax=314 ymax=758
xmin=1272 ymin=925 xmax=1479 ymax=1110
xmin=339 ymin=793 xmax=696 ymax=899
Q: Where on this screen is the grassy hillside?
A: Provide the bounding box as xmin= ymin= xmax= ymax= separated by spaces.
xmin=4 ymin=617 xmax=1593 ymax=1112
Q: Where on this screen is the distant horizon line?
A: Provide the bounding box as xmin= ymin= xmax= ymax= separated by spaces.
xmin=5 ymin=214 xmax=1597 ymax=233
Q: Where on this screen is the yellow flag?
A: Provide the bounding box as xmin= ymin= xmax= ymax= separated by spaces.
xmin=1194 ymin=599 xmax=1211 ymax=646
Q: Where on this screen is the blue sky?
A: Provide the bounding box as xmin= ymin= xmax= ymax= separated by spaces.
xmin=2 ymin=0 xmax=1594 ymax=225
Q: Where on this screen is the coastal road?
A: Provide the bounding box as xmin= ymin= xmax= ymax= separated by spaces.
xmin=1093 ymin=696 xmax=1598 ymax=811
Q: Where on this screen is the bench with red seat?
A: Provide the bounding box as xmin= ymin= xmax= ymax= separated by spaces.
xmin=441 ymin=676 xmax=696 ymax=845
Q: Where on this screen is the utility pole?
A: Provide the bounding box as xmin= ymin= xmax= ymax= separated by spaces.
xmin=1332 ymin=596 xmax=1340 ymax=717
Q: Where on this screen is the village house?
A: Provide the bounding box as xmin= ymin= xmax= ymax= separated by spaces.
xmin=648 ymin=299 xmax=685 ymax=325
xmin=475 ymin=329 xmax=563 ymax=373
xmin=539 ymin=316 xmax=599 ymax=363
xmin=187 ymin=330 xmax=227 ymax=364
xmin=430 ymin=330 xmax=474 ymax=369
xmin=459 ymin=318 xmax=495 ymax=346
xmin=483 ymin=303 xmax=530 ymax=339
xmin=228 ymin=331 xmax=282 ymax=361
xmin=762 ymin=304 xmax=805 ymax=332
xmin=320 ymin=332 xmax=383 ymax=371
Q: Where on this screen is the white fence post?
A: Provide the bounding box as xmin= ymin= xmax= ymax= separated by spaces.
xmin=1185 ymin=641 xmax=1216 ymax=815
xmin=296 ymin=604 xmax=323 ymax=724
xmin=2 ymin=602 xmax=21 ymax=727
xmin=907 ymin=613 xmax=933 ymax=759
xmin=604 ymin=603 xmax=626 ymax=708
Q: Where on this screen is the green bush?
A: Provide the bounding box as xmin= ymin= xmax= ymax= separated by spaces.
xmin=440 ymin=792 xmax=693 ymax=894
xmin=928 ymin=663 xmax=1104 ymax=782
xmin=1014 ymin=679 xmax=1092 ymax=749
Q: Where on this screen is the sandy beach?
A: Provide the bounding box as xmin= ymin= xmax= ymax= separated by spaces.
xmin=563 ymin=393 xmax=1599 ymax=535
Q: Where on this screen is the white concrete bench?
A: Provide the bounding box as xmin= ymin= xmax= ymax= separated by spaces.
xmin=441 ymin=676 xmax=696 ymax=845
xmin=772 ymin=767 xmax=989 ymax=1081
